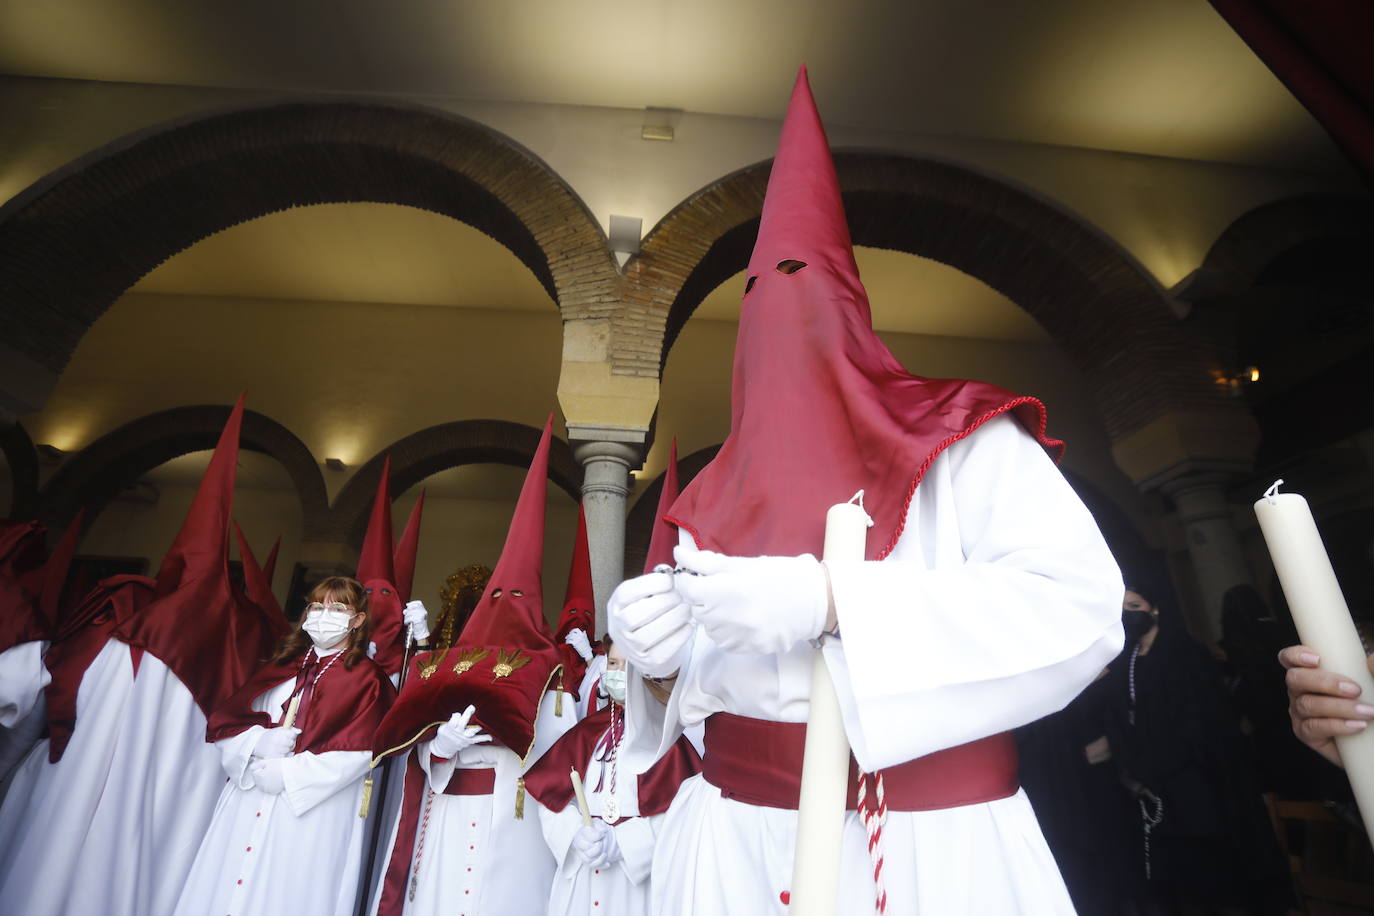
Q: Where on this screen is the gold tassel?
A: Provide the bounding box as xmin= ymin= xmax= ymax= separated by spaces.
xmin=555 ymin=670 xmax=564 ymax=717
xmin=358 ymin=774 xmax=373 ymax=818
xmin=515 ymin=777 xmax=526 ymax=820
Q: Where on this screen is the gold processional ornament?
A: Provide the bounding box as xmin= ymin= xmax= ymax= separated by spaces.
xmin=492 ymin=648 xmax=530 ymax=681
xmin=453 ymin=647 xmax=491 ymax=675
xmin=435 ymin=563 xmax=493 ymax=650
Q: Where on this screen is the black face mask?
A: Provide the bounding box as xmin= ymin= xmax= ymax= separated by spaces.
xmin=1123 ymin=610 xmax=1155 ymax=643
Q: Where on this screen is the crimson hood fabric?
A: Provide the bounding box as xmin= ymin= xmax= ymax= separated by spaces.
xmin=0 ymin=512 xmax=83 ymax=653
xmin=394 ymin=489 xmax=425 ymax=606
xmin=524 ymin=703 xmax=702 ymax=817
xmin=113 ymin=395 xmax=288 ymax=718
xmin=233 ymin=521 xmax=287 ymax=630
xmin=644 ymin=438 xmax=681 ymax=574
xmin=357 ymin=457 xmax=408 ymax=675
xmin=554 ymin=505 xmax=595 ymax=697
xmin=374 ymin=415 xmax=563 ymax=761
xmin=666 ymin=68 xmax=1061 ymax=562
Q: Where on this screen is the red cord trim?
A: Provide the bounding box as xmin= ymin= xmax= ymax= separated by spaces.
xmin=876 ymin=397 xmax=1060 ymax=561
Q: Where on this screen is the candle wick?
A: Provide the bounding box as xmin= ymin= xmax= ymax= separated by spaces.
xmin=847 ymin=490 xmax=875 ymax=527
xmin=1263 ymin=479 xmax=1284 ymax=504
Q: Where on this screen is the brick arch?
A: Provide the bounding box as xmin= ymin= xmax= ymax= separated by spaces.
xmin=0 ymin=422 xmax=39 ymax=521
xmin=327 ymin=419 xmax=582 ymax=546
xmin=1200 ymin=193 xmax=1374 ymax=296
xmin=622 ymin=443 xmax=720 ymax=574
xmin=36 ymin=405 xmax=329 ymax=538
xmin=0 ymin=100 xmax=619 ymax=382
xmin=629 ymin=152 xmax=1232 ymax=441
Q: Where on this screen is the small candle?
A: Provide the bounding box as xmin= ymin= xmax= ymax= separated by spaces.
xmin=570 ymin=767 xmax=593 ymax=827
xmin=280 ymin=693 xmax=301 ymax=730
xmin=1255 ymin=483 xmax=1374 ymax=841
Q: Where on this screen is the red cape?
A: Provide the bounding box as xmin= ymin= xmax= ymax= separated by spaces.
xmin=207 ymin=649 xmax=395 ymax=755
xmin=523 ymin=704 xmax=701 ymax=817
xmin=43 ymin=574 xmax=156 ymax=762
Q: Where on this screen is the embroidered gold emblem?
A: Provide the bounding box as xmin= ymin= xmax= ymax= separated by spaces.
xmin=452 ymin=647 xmax=490 ymax=675
xmin=419 ymin=648 xmax=449 ymax=679
xmin=492 ymin=648 xmax=531 ymax=681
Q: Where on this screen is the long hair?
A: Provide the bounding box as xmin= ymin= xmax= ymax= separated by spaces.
xmin=273 ymin=576 xmax=372 ymax=670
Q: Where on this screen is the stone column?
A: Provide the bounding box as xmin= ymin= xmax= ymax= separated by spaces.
xmin=572 ymin=438 xmax=641 ymax=635
xmin=1159 ymin=472 xmax=1256 ymax=642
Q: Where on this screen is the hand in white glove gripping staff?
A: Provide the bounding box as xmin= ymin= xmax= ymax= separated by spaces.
xmin=607 ymin=571 xmax=693 ymax=678
xmin=249 ymin=757 xmax=286 ymax=795
xmin=570 ymin=820 xmax=623 ymax=869
xmin=429 ymin=705 xmax=491 ymax=760
xmin=672 ymin=543 xmax=828 ymax=655
xmin=403 ymin=600 xmax=431 ymax=643
xmin=253 ymin=726 xmax=300 ymax=760
xmin=564 ymin=627 xmax=594 ymax=662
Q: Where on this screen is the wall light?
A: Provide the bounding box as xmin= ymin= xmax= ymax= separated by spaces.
xmin=641 ymin=107 xmax=680 ymax=142
xmin=1218 ymin=366 xmax=1260 ymax=397
xmin=324 ymin=458 xmax=347 ymax=472
xmin=35 ymin=443 xmax=66 ymax=465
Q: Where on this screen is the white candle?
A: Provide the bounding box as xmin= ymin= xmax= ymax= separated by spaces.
xmin=1254 ymin=483 xmax=1374 ymax=841
xmin=570 ymin=767 xmax=593 ymax=827
xmin=790 ymin=493 xmax=871 ymax=915
xmin=280 ymin=693 xmax=302 ymax=730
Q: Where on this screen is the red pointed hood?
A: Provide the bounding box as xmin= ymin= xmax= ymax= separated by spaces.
xmin=556 ymin=506 xmax=594 ymax=639
xmin=667 ymin=68 xmax=1061 ymax=562
xmin=114 ymin=395 xmax=284 ymax=716
xmin=644 ymin=438 xmax=680 ymax=574
xmin=233 ymin=521 xmax=286 ymax=627
xmin=40 ymin=508 xmax=85 ymax=628
xmin=393 ymin=489 xmax=426 ymax=605
xmin=358 ymin=456 xmax=407 ymax=675
xmin=375 ymin=415 xmax=563 ymax=762
xmin=0 ymin=519 xmax=59 ymax=651
xmin=262 ymin=536 xmax=280 ymax=587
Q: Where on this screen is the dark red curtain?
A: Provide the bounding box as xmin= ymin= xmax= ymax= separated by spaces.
xmin=1210 ymin=0 xmax=1374 ymax=177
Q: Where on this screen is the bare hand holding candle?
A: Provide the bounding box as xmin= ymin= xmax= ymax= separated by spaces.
xmin=1255 ymin=480 xmax=1374 ymax=842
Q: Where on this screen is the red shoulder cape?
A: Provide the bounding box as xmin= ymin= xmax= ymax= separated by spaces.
xmin=207 ymin=650 xmax=396 ymax=755
xmin=523 ymin=704 xmax=701 ymax=817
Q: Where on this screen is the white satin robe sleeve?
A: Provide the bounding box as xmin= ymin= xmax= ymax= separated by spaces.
xmin=280 ymin=750 xmax=372 ymax=816
xmin=540 ymin=801 xmax=584 ymax=873
xmin=0 ymin=641 xmax=50 ymax=728
xmin=216 ymin=725 xmax=267 ymax=789
xmin=824 ymin=415 xmax=1124 ymax=771
xmin=614 ymin=815 xmax=656 ymax=885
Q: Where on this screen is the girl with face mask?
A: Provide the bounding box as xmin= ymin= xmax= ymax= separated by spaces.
xmin=173 ymin=577 xmax=397 ymax=916
xmin=523 ymin=638 xmax=702 ymax=916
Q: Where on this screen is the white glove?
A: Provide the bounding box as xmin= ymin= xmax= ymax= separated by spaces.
xmin=672 ymin=543 xmax=827 ymax=655
xmin=250 ymin=757 xmax=286 ymax=795
xmin=252 ymin=726 xmax=300 ymax=760
xmin=607 ymin=571 xmax=694 ymax=678
xmin=429 ymin=705 xmax=491 ymax=760
xmin=403 ymin=600 xmax=431 ymax=643
xmin=571 ymin=821 xmax=623 ymax=868
xmin=564 ymin=628 xmax=594 ymax=662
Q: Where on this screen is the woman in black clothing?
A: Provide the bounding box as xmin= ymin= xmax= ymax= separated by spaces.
xmin=1104 ymin=583 xmax=1290 ymax=915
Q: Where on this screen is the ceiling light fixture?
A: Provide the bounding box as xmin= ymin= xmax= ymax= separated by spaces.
xmin=325 ymin=458 xmax=347 ymax=471
xmin=642 ymin=107 xmax=680 ymax=142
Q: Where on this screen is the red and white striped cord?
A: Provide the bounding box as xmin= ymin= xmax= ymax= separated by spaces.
xmin=408 ymin=788 xmax=436 ymax=901
xmin=856 ymin=770 xmax=889 ymax=914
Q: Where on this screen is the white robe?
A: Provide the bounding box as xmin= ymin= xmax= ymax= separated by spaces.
xmin=0 ymin=639 xmax=225 ymax=916
xmin=172 ymin=656 xmax=374 ymax=916
xmin=625 ymin=416 xmax=1125 ymax=916
xmin=538 ymin=735 xmax=659 ymax=916
xmin=0 ymin=640 xmax=50 ymax=783
xmin=370 ymin=689 xmax=576 ymax=916
xmin=577 ymin=655 xmax=607 ymax=719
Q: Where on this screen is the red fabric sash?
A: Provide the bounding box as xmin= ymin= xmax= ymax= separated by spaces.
xmin=701 ymin=713 xmax=1017 ymax=812
xmin=376 ymin=753 xmax=496 ymax=916
xmin=523 ymin=704 xmax=702 ymax=817
xmin=206 ymin=650 xmax=395 ymax=755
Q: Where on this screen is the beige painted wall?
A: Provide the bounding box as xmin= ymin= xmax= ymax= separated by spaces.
xmin=0 ymin=75 xmax=1359 ymax=292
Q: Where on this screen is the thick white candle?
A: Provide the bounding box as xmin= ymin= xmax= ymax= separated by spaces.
xmin=569 ymin=767 xmax=593 ymax=827
xmin=1254 ymin=484 xmax=1374 ymax=841
xmin=790 ymin=493 xmax=871 ymax=915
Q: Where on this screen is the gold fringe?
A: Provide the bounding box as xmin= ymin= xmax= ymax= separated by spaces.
xmin=359 ymin=774 xmax=373 ymax=818
xmin=515 ymin=777 xmax=526 ymax=819
xmin=555 ymin=669 xmax=564 ymax=717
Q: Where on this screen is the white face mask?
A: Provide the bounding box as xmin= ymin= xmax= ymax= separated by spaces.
xmin=602 ymin=669 xmax=628 ymax=703
xmin=302 ymin=609 xmax=353 ymax=650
